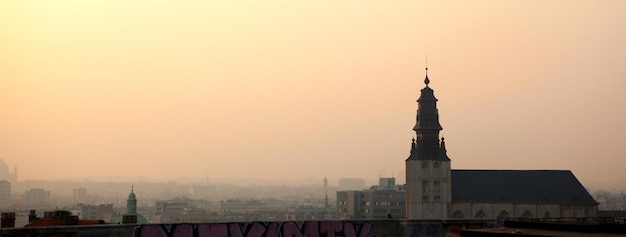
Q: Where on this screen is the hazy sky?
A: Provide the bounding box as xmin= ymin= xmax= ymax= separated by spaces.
xmin=1 ymin=1 xmax=625 ymax=188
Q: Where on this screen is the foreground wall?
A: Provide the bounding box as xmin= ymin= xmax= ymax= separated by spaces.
xmin=0 ymin=219 xmax=494 ymax=237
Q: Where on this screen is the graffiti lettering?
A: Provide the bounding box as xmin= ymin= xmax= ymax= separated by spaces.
xmin=135 ymin=221 xmax=373 ymax=237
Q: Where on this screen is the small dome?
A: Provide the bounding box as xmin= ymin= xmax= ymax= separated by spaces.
xmin=128 ymin=192 xmax=136 ymax=201
xmin=127 ymin=186 xmax=137 ymax=201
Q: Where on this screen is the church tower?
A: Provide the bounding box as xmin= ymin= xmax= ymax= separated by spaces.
xmin=122 ymin=186 xmax=137 ymax=224
xmin=405 ymin=67 xmax=451 ymax=219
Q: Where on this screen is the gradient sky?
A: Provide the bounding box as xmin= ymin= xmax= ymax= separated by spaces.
xmin=1 ymin=1 xmax=625 ymax=189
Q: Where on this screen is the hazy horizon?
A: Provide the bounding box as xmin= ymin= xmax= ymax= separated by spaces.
xmin=2 ymin=1 xmax=625 ymax=189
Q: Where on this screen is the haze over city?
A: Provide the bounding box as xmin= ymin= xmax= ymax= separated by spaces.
xmin=1 ymin=1 xmax=625 ymax=189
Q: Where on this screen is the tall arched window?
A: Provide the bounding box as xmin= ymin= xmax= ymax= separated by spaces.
xmin=497 ymin=210 xmax=509 ymax=226
xmin=422 ymin=181 xmax=429 ymax=200
xmin=433 ymin=181 xmax=441 ymax=200
xmin=521 ymin=210 xmax=533 ymax=219
xmin=474 ymin=210 xmax=486 ymax=218
xmin=452 ymin=210 xmax=464 ymax=218
xmin=543 ymin=211 xmax=551 ymax=219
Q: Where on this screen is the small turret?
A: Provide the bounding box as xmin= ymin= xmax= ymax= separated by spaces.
xmin=122 ymin=186 xmax=137 ymax=224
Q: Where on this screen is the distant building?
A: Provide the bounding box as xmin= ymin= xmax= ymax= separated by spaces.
xmin=595 ymin=191 xmax=626 ymax=211
xmin=0 ymin=181 xmax=10 ymax=210
xmin=109 ymin=186 xmax=148 ymax=224
xmin=79 ymin=204 xmax=114 ymax=221
xmin=73 ymin=188 xmax=88 ymax=205
xmin=285 ymin=204 xmax=329 ymax=221
xmin=337 ymin=177 xmax=406 ymax=220
xmin=121 ymin=186 xmax=148 ymax=224
xmin=338 ymin=178 xmax=366 ymax=191
xmin=188 ymin=185 xmax=215 ymax=199
xmin=220 ymin=199 xmax=267 ymax=213
xmin=405 ymin=68 xmax=597 ymax=220
xmin=24 ymin=188 xmax=50 ymax=208
xmin=154 ymin=197 xmax=213 ymax=223
xmin=0 ymin=159 xmax=17 ymax=185
xmin=286 ymin=177 xmax=336 ymax=221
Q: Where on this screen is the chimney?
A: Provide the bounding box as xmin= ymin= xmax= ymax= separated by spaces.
xmin=1 ymin=212 xmax=15 ymax=228
xmin=28 ymin=210 xmax=37 ymax=223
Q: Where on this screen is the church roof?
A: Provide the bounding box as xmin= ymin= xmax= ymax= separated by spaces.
xmin=451 ymin=170 xmax=597 ymax=204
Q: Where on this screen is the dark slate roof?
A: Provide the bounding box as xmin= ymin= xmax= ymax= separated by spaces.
xmin=451 ymin=170 xmax=597 ymax=204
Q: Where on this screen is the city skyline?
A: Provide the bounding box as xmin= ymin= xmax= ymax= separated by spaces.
xmin=1 ymin=1 xmax=625 ymax=189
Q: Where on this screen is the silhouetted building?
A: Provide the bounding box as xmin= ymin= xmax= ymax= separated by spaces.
xmin=337 ymin=177 xmax=406 ymax=219
xmin=154 ymin=197 xmax=212 ymax=223
xmin=0 ymin=181 xmax=10 ymax=210
xmin=405 ymin=67 xmax=451 ymax=219
xmin=220 ymin=199 xmax=267 ymax=214
xmin=73 ymin=187 xmax=88 ymax=205
xmin=449 ymin=170 xmax=597 ymax=221
xmin=122 ymin=186 xmax=138 ymax=224
xmin=23 ymin=188 xmax=50 ymax=209
xmin=0 ymin=159 xmax=17 ymax=185
xmin=1 ymin=212 xmax=15 ymax=228
xmin=595 ymin=191 xmax=626 ymax=211
xmin=405 ymin=68 xmax=597 ymax=220
xmin=80 ymin=204 xmax=114 ymax=221
xmin=285 ymin=204 xmax=329 ymax=221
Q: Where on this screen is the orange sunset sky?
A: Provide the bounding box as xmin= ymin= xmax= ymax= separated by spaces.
xmin=1 ymin=1 xmax=625 ymax=188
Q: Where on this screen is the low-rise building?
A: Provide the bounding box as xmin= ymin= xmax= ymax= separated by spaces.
xmin=24 ymin=189 xmax=50 ymax=209
xmin=337 ymin=177 xmax=406 ymax=220
xmin=0 ymin=181 xmax=11 ymax=210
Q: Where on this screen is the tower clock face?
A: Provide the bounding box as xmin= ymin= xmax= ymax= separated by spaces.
xmin=434 ymin=161 xmax=440 ymax=168
xmin=422 ymin=162 xmax=428 ymax=168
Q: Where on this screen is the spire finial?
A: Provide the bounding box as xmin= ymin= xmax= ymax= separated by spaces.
xmin=131 ymin=185 xmax=134 ymax=193
xmin=424 ymin=56 xmax=430 ymax=86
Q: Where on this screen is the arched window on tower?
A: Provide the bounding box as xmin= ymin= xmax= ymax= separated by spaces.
xmin=452 ymin=210 xmax=464 ymax=219
xmin=422 ymin=181 xmax=429 ymax=200
xmin=543 ymin=211 xmax=551 ymax=219
xmin=433 ymin=181 xmax=441 ymax=200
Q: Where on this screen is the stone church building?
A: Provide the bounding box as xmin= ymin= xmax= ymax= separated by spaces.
xmin=405 ymin=68 xmax=597 ymax=220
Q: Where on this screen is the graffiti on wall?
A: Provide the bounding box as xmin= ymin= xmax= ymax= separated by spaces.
xmin=135 ymin=221 xmax=373 ymax=237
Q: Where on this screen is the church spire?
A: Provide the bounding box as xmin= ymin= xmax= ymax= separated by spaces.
xmin=122 ymin=186 xmax=138 ymax=224
xmin=407 ymin=67 xmax=448 ymax=161
xmin=126 ymin=185 xmax=137 ymax=215
xmin=405 ymin=65 xmax=452 ymax=220
xmin=424 ymin=66 xmax=430 ymax=86
xmin=324 ymin=176 xmax=329 ymax=209
xmin=440 ymin=137 xmax=450 ymax=160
